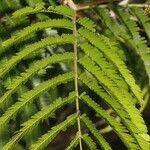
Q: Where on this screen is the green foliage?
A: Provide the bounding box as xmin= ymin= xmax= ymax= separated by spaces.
xmin=82 ymin=134 xmax=97 ymax=150
xmin=0 ymin=52 xmax=74 ymax=107
xmin=0 ymin=1 xmax=150 ymax=150
xmin=1 ymin=19 xmax=73 ymax=51
xmin=65 ymin=132 xmax=80 ymax=150
xmin=29 ymin=113 xmax=77 ymax=150
xmin=81 ymin=115 xmax=112 ymax=150
xmin=0 ymin=72 xmax=74 ymax=127
xmin=2 ymin=92 xmax=76 ymax=150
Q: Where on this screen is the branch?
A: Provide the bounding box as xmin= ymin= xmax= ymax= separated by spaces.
xmin=72 ymin=8 xmax=83 ymax=150
xmin=64 ymin=0 xmax=149 ymax=11
xmin=64 ymin=0 xmax=119 ymax=11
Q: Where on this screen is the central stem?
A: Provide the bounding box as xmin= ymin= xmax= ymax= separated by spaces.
xmin=73 ymin=11 xmax=83 ymax=150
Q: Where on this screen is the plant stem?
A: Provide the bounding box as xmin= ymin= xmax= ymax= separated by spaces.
xmin=100 ymin=3 xmax=148 ymax=8
xmin=64 ymin=0 xmax=148 ymax=11
xmin=73 ymin=11 xmax=83 ymax=150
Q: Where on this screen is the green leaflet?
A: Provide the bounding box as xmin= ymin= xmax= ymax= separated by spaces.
xmin=80 ymin=42 xmax=129 ymax=91
xmin=47 ymin=5 xmax=74 ymax=17
xmin=81 ymin=115 xmax=112 ymax=150
xmin=12 ymin=4 xmax=74 ymax=19
xmin=96 ymin=7 xmax=127 ymax=40
xmin=79 ymin=73 xmax=149 ymax=146
xmin=1 ymin=17 xmax=96 ymax=53
xmin=131 ymin=8 xmax=150 ymax=39
xmin=79 ymin=56 xmax=147 ymax=133
xmin=77 ymin=17 xmax=96 ymax=32
xmin=0 ymin=52 xmax=73 ymax=107
xmin=80 ymin=94 xmax=138 ymax=149
xmin=1 ymin=19 xmax=73 ymax=51
xmin=79 ymin=73 xmax=129 ymax=118
xmin=65 ymin=133 xmax=80 ymax=150
xmin=82 ymin=134 xmax=97 ymax=150
xmin=1 ymin=92 xmax=76 ymax=150
xmin=80 ymin=92 xmax=150 ymax=149
xmin=29 ymin=113 xmax=77 ymax=150
xmin=116 ymin=8 xmax=150 ymax=81
xmin=78 ymin=27 xmax=143 ymax=105
xmin=95 ymin=7 xmax=129 ymax=62
xmin=79 ymin=43 xmax=150 ymax=144
xmin=0 ymin=34 xmax=74 ymax=77
xmin=0 ymin=72 xmax=74 ymax=128
xmin=12 ymin=4 xmax=45 ymax=18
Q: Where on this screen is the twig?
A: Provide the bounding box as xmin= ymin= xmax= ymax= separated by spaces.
xmin=64 ymin=0 xmax=119 ymax=11
xmin=72 ymin=10 xmax=83 ymax=150
xmin=64 ymin=0 xmax=149 ymax=11
xmin=97 ymin=3 xmax=149 ymax=8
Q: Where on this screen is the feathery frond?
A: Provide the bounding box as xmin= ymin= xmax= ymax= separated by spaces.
xmin=0 ymin=2 xmax=149 ymax=150
xmin=79 ymin=56 xmax=147 ymax=134
xmin=0 ymin=72 xmax=74 ymax=128
xmin=1 ymin=19 xmax=73 ymax=51
xmin=80 ymin=93 xmax=139 ymax=149
xmin=12 ymin=4 xmax=45 ymax=19
xmin=0 ymin=34 xmax=74 ymax=77
xmin=82 ymin=134 xmax=97 ymax=150
xmin=116 ymin=8 xmax=150 ymax=81
xmin=2 ymin=92 xmax=76 ymax=150
xmin=47 ymin=5 xmax=74 ymax=18
xmin=81 ymin=115 xmax=112 ymax=150
xmin=65 ymin=132 xmax=80 ymax=150
xmin=29 ymin=113 xmax=77 ymax=150
xmin=131 ymin=7 xmax=150 ymax=39
xmin=78 ymin=27 xmax=143 ymax=105
xmin=0 ymin=52 xmax=73 ymax=107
